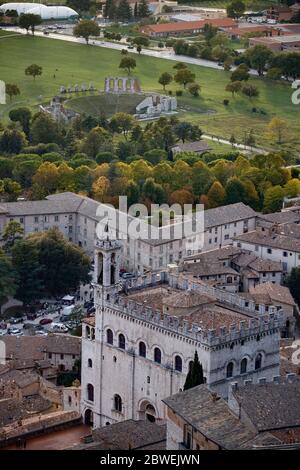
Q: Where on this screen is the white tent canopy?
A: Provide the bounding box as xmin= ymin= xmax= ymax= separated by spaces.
xmin=0 ymin=3 xmax=79 ymax=19
xmin=62 ymin=295 xmax=75 ymax=301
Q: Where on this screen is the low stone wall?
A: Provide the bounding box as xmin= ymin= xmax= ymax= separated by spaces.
xmin=0 ymin=410 xmax=81 ymax=448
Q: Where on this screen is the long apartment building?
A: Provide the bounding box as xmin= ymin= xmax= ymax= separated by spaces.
xmin=0 ymin=192 xmax=257 ymax=273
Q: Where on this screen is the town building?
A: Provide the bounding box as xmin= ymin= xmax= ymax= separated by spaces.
xmin=80 ymin=234 xmax=283 ymax=428
xmin=140 ymin=18 xmax=237 ymax=37
xmin=171 ymin=140 xmax=211 ymax=156
xmin=233 ymin=224 xmax=300 ymax=274
xmin=0 ymin=192 xmax=258 ymax=274
xmin=163 ymin=377 xmax=300 ymax=450
xmin=266 ymin=4 xmax=300 ymax=22
xmin=249 ymin=33 xmax=300 ymax=52
xmin=182 ymin=245 xmax=283 ymax=293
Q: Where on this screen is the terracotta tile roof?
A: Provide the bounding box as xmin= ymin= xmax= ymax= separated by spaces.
xmin=250 ymin=282 xmax=296 ymax=306
xmin=82 ymin=317 xmax=95 ymax=327
xmin=142 ymin=18 xmax=237 ymax=34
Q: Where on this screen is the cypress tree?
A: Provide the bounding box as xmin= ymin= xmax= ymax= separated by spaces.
xmin=183 ymin=351 xmax=204 ymax=391
xmin=134 ymin=1 xmax=138 ymax=17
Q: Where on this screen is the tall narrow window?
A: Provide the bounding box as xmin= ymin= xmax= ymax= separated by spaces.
xmin=119 ymin=334 xmax=126 ymax=350
xmin=240 ymin=358 xmax=247 ymax=374
xmin=139 ymin=341 xmax=146 ymax=358
xmin=114 ymin=394 xmax=122 ymax=413
xmin=226 ymin=362 xmax=234 ymax=378
xmin=175 ymin=355 xmax=182 ymax=372
xmin=255 ymin=353 xmax=262 ymax=370
xmin=87 ymin=383 xmax=94 ymax=402
xmin=154 ymin=347 xmax=161 ymax=364
xmin=106 ymin=329 xmax=113 ymax=345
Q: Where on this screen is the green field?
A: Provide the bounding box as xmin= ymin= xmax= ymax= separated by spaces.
xmin=0 ymin=33 xmax=299 ymax=153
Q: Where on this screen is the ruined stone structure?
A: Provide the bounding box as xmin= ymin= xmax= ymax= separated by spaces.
xmin=135 ymin=94 xmax=177 ymax=118
xmin=104 ymin=77 xmax=141 ymax=94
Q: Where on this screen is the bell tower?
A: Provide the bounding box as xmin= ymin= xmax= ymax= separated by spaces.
xmin=93 ymin=223 xmax=122 ymax=307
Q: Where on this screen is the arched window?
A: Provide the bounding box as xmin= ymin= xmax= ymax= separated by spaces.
xmin=86 ymin=326 xmax=90 ymax=339
xmin=88 ymin=358 xmax=93 ymax=368
xmin=226 ymin=362 xmax=234 ymax=378
xmin=227 ymin=276 xmax=232 ymax=284
xmin=255 ymin=353 xmax=262 ymax=370
xmin=106 ymin=329 xmax=113 ymax=345
xmin=240 ymin=358 xmax=247 ymax=374
xmin=119 ymin=334 xmax=125 ymax=350
xmin=154 ymin=347 xmax=161 ymax=364
xmin=139 ymin=341 xmax=146 ymax=358
xmin=87 ymin=383 xmax=94 ymax=402
xmin=175 ymin=355 xmax=182 ymax=372
xmin=114 ymin=394 xmax=122 ymax=413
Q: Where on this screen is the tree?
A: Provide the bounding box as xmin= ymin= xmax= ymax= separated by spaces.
xmin=192 ymin=161 xmax=215 ymax=195
xmin=92 ymin=175 xmax=110 ymax=201
xmin=173 ymin=62 xmax=187 ymax=70
xmin=32 ymin=162 xmax=59 ymax=195
xmin=188 ymin=82 xmax=201 ymax=97
xmin=126 ymin=179 xmax=140 ymax=206
xmin=242 ymin=84 xmax=259 ymax=98
xmin=11 ymin=241 xmax=45 ymax=306
xmin=174 ymin=122 xmax=202 ymax=143
xmin=285 ymin=267 xmax=300 ymax=306
xmin=174 ymin=68 xmax=195 ymax=88
xmin=9 ymin=107 xmax=32 ymax=135
xmin=267 ymin=117 xmax=287 ymax=144
xmin=5 ymin=83 xmax=20 ymax=102
xmin=183 ymin=351 xmax=204 ymax=391
xmin=19 ymin=13 xmax=42 ymax=35
xmin=227 ymin=0 xmax=245 ymax=18
xmin=230 ymin=64 xmax=249 ymax=81
xmin=263 ymin=185 xmax=285 ymax=213
xmin=13 ymin=228 xmax=91 ymax=298
xmin=119 ymin=56 xmax=136 ymax=75
xmin=30 ymin=113 xmax=61 ymax=144
xmin=25 ymin=64 xmax=42 ymax=80
xmin=158 ymin=72 xmax=172 ymax=91
xmin=245 ymin=45 xmax=273 ymax=76
xmin=225 ymin=81 xmax=242 ymax=97
xmin=137 ymin=0 xmax=150 ymax=17
xmin=0 ymin=250 xmax=17 ymax=311
xmin=110 ymin=112 xmax=135 ymax=139
xmin=284 ymin=178 xmax=300 ymax=198
xmin=117 ymin=0 xmax=132 ymax=21
xmin=1 ymin=220 xmax=24 ymax=253
xmin=73 ymin=20 xmax=100 ymax=45
xmin=225 ymin=176 xmax=246 ymax=204
xmin=0 ymin=128 xmax=26 ymax=154
xmin=136 ymin=44 xmax=142 ymax=54
xmin=207 ymin=181 xmax=226 ymax=208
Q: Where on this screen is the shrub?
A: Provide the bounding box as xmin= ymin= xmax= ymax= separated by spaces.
xmin=223 ymin=99 xmax=229 ymax=106
xmin=176 ymin=90 xmax=183 ymax=96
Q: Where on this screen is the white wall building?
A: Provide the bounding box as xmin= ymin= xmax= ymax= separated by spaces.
xmin=80 ymin=236 xmax=283 ymax=428
xmin=0 ymin=193 xmax=258 ymax=275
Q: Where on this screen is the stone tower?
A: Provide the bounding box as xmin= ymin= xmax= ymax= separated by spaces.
xmin=93 ymin=223 xmax=122 ymax=307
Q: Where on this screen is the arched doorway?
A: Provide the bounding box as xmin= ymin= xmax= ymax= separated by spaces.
xmin=84 ymin=409 xmax=93 ymax=426
xmin=139 ymin=401 xmax=156 ymax=423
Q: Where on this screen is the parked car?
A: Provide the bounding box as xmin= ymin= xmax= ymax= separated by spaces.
xmin=49 ymin=322 xmax=68 ymax=333
xmin=0 ymin=330 xmax=6 ymax=337
xmin=9 ymin=317 xmax=23 ymax=324
xmin=8 ymin=328 xmax=23 ymax=336
xmin=121 ymin=272 xmax=135 ymax=280
xmin=35 ymin=330 xmax=48 ymax=336
xmin=39 ymin=318 xmax=52 ymax=326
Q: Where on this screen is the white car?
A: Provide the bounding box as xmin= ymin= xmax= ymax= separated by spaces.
xmin=8 ymin=328 xmax=23 ymax=336
xmin=35 ymin=330 xmax=48 ymax=336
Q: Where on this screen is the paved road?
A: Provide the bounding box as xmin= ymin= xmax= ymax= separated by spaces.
xmin=2 ymin=26 xmax=259 ymax=76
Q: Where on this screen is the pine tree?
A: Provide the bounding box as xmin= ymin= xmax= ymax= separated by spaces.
xmin=134 ymin=1 xmax=138 ymax=17
xmin=183 ymin=351 xmax=204 ymax=391
xmin=137 ymin=0 xmax=150 ymax=18
xmin=117 ymin=0 xmax=132 ymax=21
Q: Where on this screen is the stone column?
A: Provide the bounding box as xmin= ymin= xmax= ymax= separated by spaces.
xmin=123 ymin=77 xmax=127 ymax=92
xmin=130 ymin=78 xmax=135 ymax=93
xmin=114 ymin=78 xmax=119 ymax=93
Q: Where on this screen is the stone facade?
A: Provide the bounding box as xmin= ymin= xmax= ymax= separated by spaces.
xmin=80 ymin=237 xmax=283 ymax=428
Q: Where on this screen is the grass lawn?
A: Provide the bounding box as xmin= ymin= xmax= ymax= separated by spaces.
xmin=67 ymin=93 xmax=145 ymax=116
xmin=0 ymin=33 xmax=299 ymax=154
